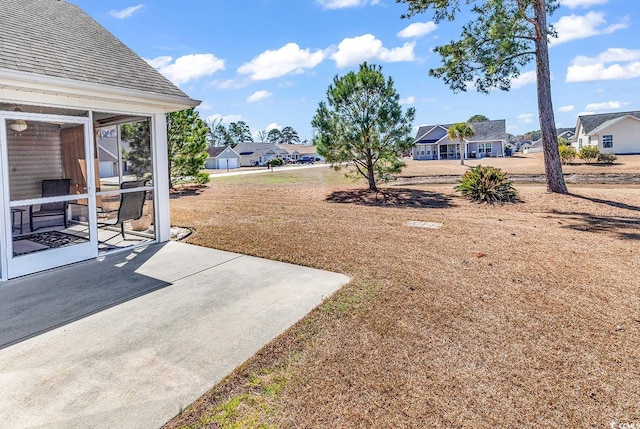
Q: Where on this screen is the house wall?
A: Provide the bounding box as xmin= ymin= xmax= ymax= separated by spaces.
xmin=7 ymin=122 xmax=64 ymax=200
xmin=594 ymin=119 xmax=640 ymax=154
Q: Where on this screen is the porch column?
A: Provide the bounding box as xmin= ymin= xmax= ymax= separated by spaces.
xmin=151 ymin=113 xmax=171 ymax=243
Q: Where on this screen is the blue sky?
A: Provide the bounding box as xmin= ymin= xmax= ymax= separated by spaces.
xmin=69 ymin=0 xmax=638 ymax=140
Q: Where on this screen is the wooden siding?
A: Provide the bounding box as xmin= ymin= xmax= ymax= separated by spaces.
xmin=7 ymin=121 xmax=65 ymax=201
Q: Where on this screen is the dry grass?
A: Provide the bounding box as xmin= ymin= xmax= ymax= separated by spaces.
xmin=165 ymin=158 xmax=640 ymax=428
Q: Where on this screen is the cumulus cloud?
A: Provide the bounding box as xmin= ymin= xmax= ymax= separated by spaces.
xmin=316 ymin=0 xmax=379 ymax=9
xmin=558 ymin=105 xmax=575 ymax=112
xmin=331 ymin=34 xmax=415 ymax=68
xmin=552 ymin=11 xmax=628 ymax=46
xmin=511 ymin=70 xmax=537 ymax=89
xmin=109 ymin=4 xmax=144 ymax=19
xmin=560 ymin=0 xmax=607 ymax=8
xmin=397 ymin=22 xmax=438 ymax=39
xmin=517 ymin=113 xmax=535 ymax=124
xmin=247 ymin=90 xmax=273 ymax=103
xmin=566 ymin=48 xmax=640 ymax=82
xmin=585 ymin=101 xmax=628 ymax=111
xmin=146 ymin=54 xmax=225 ymax=85
xmin=206 ymin=113 xmax=243 ymax=124
xmin=237 ymin=43 xmax=325 ymax=80
xmin=265 ymin=123 xmax=282 ymax=131
xmin=399 ymin=96 xmax=415 ymax=105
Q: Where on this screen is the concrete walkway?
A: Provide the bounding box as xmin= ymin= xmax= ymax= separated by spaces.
xmin=0 ymin=241 xmax=349 ymax=428
xmin=209 ymin=162 xmax=328 ymax=178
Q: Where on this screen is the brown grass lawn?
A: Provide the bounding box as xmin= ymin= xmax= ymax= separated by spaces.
xmin=165 ymin=156 xmax=640 ymax=428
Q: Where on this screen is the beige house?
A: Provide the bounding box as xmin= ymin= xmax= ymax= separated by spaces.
xmin=573 ymin=111 xmax=640 ymax=154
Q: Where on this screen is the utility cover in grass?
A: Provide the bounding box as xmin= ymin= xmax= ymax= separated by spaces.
xmin=405 ymin=221 xmax=443 ymax=229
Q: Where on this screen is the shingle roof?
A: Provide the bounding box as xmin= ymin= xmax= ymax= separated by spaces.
xmin=415 ymin=120 xmax=506 ymax=142
xmin=206 ymin=147 xmax=227 ymax=158
xmin=579 ymin=111 xmax=640 ymax=134
xmin=0 ymin=0 xmax=191 ymax=99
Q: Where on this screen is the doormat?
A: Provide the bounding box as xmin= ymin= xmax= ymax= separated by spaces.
xmin=13 ymin=231 xmax=89 ymax=256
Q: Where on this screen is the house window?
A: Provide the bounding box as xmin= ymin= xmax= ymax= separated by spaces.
xmin=478 ymin=142 xmax=492 ymax=154
xmin=602 ymin=135 xmax=613 ymax=148
xmin=421 ymin=150 xmax=425 ymax=156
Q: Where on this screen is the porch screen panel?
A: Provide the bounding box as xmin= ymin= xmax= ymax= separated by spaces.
xmin=6 ymin=122 xmax=64 ymax=200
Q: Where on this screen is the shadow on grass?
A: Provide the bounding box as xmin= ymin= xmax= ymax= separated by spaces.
xmin=568 ymin=192 xmax=640 ymax=212
xmin=169 ymin=184 xmax=208 ymax=199
xmin=326 ymin=188 xmax=453 ymax=209
xmin=549 ymin=192 xmax=640 ymax=240
xmin=553 ymin=211 xmax=640 ymax=240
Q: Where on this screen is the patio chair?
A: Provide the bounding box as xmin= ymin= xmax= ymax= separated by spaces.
xmin=29 ymin=179 xmax=71 ymax=232
xmin=99 ymin=180 xmax=148 ymax=239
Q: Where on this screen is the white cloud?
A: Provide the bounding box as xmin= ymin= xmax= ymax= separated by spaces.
xmin=265 ymin=123 xmax=282 ymax=131
xmin=558 ymin=105 xmax=575 ymax=112
xmin=247 ymin=90 xmax=273 ymax=103
xmin=146 ymin=54 xmax=225 ymax=85
xmin=397 ymin=22 xmax=438 ymax=39
xmin=560 ymin=0 xmax=607 ymax=8
xmin=517 ymin=113 xmax=535 ymax=124
xmin=316 ymin=0 xmax=379 ymax=9
xmin=109 ymin=4 xmax=144 ymax=19
xmin=566 ymin=48 xmax=640 ymax=82
xmin=237 ymin=43 xmax=325 ymax=80
xmin=511 ymin=70 xmax=537 ymax=89
xmin=206 ymin=113 xmax=243 ymax=124
xmin=577 ymin=111 xmax=596 ymax=116
xmin=552 ymin=12 xmax=628 ymax=46
xmin=331 ymin=34 xmax=415 ymax=67
xmin=585 ymin=101 xmax=628 ymax=111
xmin=399 ymin=96 xmax=415 ymax=105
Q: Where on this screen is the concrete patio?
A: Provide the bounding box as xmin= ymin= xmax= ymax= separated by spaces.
xmin=0 ymin=241 xmax=349 ymax=428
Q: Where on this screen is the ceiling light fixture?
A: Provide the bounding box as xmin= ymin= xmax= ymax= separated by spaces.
xmin=10 ymin=108 xmax=28 ymax=132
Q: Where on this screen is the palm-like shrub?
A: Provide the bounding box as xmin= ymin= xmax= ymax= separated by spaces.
xmin=455 ymin=165 xmax=518 ymax=203
xmin=558 ymin=144 xmax=577 ymax=165
xmin=578 ymin=146 xmax=599 ymax=164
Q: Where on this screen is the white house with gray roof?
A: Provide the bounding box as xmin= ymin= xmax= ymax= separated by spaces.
xmin=413 ymin=119 xmax=507 ymax=160
xmin=572 ymin=111 xmax=640 ymax=155
xmin=0 ymin=0 xmax=199 ymax=280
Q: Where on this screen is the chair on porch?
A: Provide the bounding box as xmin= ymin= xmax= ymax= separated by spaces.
xmin=99 ymin=180 xmax=148 ymax=239
xmin=29 ymin=179 xmax=71 ymax=232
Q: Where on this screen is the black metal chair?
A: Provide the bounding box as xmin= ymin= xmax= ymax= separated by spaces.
xmin=99 ymin=180 xmax=148 ymax=239
xmin=29 ymin=179 xmax=71 ymax=232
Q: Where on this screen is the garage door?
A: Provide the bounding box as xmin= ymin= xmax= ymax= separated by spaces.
xmin=220 ymin=158 xmax=238 ymax=169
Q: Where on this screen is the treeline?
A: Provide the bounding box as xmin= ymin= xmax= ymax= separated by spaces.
xmin=206 ymin=119 xmax=302 ymax=147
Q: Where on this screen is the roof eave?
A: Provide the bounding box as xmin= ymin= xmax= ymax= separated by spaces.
xmin=0 ymin=68 xmax=200 ymax=112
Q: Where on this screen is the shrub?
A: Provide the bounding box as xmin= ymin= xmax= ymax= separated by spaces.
xmin=578 ymin=146 xmax=599 ymax=164
xmin=558 ymin=145 xmax=577 ymax=165
xmin=455 ymin=165 xmax=518 ymax=203
xmin=597 ymin=153 xmax=617 ymax=164
xmin=269 ymin=157 xmax=284 ymax=166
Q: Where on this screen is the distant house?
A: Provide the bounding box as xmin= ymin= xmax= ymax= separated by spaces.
xmin=234 ymin=142 xmax=289 ymax=166
xmin=205 ymin=146 xmax=240 ymax=169
xmin=413 ymin=119 xmax=507 ymax=160
xmin=573 ymin=111 xmax=640 ymax=154
xmin=278 ymin=144 xmax=320 ymax=163
xmin=557 ymin=127 xmax=575 ymax=141
xmin=232 ymin=142 xmax=320 ymax=166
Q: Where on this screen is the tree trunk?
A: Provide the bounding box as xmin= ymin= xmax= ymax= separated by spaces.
xmin=366 ymin=154 xmax=378 ymax=191
xmin=533 ymin=0 xmax=568 ymax=194
xmin=460 ymin=141 xmax=465 ymax=165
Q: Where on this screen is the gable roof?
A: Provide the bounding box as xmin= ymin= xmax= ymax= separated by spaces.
xmin=233 ymin=142 xmax=289 ymax=156
xmin=589 ymin=114 xmax=640 ymax=135
xmin=0 ymin=0 xmax=194 ymax=102
xmin=206 ymin=147 xmax=226 ymax=158
xmin=578 ymin=111 xmax=640 ymax=135
xmin=414 ymin=120 xmax=506 ymax=143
